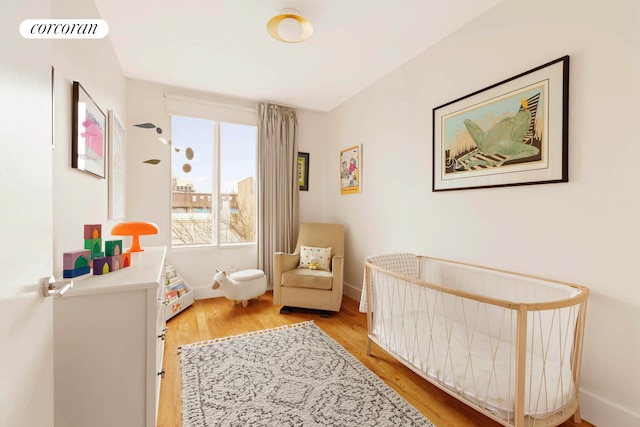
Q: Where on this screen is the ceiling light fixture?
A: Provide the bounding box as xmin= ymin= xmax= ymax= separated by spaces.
xmin=267 ymin=8 xmax=313 ymax=43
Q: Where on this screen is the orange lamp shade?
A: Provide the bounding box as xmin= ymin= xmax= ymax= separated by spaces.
xmin=111 ymin=222 xmax=159 ymax=252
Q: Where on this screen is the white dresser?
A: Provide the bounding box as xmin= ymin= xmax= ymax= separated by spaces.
xmin=53 ymin=246 xmax=167 ymax=427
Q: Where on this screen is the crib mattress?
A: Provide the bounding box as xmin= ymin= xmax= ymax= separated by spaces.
xmin=371 ymin=311 xmax=576 ymax=420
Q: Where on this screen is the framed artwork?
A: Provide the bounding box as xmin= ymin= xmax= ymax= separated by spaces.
xmin=72 ymin=81 xmax=106 ymax=178
xmin=109 ymin=110 xmax=126 ymax=219
xmin=51 ymin=66 xmax=55 ymax=148
xmin=340 ymin=144 xmax=361 ymax=195
xmin=298 ymin=152 xmax=309 ymax=191
xmin=432 ymin=56 xmax=569 ymax=191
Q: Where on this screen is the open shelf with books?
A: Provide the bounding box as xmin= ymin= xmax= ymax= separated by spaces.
xmin=164 ymin=264 xmax=194 ymax=320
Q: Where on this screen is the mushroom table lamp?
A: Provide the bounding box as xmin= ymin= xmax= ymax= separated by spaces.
xmin=111 ymin=222 xmax=159 ymax=252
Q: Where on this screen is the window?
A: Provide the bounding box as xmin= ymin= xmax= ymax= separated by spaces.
xmin=170 ymin=115 xmax=257 ymax=247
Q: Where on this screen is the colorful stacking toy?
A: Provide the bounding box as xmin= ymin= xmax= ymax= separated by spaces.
xmin=62 ymin=223 xmax=132 ymax=277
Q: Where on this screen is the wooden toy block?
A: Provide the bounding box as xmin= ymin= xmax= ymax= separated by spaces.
xmin=89 ymin=251 xmax=105 ymax=269
xmin=121 ymin=252 xmax=131 ymax=268
xmin=63 ymin=250 xmax=91 ymax=271
xmin=105 ymin=240 xmax=123 ymax=257
xmin=63 ymin=266 xmax=90 ymax=278
xmin=84 ymin=224 xmax=102 ymax=240
xmin=111 ymin=255 xmax=122 ymax=271
xmin=84 ymin=238 xmax=102 ymax=255
xmin=92 ymin=257 xmax=112 ymax=275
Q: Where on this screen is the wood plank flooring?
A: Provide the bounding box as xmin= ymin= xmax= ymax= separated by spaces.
xmin=157 ymin=292 xmax=594 ymax=427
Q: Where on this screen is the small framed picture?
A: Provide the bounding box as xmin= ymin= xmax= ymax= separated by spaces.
xmin=298 ymin=152 xmax=309 ymax=191
xmin=340 ymin=145 xmax=361 ymax=195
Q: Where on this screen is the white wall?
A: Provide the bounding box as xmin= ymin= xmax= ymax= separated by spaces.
xmin=297 ymin=109 xmax=329 ymax=222
xmin=324 ymin=0 xmax=640 ymax=425
xmin=51 ymin=0 xmax=126 ymax=277
xmin=126 ymin=80 xmax=328 ymax=297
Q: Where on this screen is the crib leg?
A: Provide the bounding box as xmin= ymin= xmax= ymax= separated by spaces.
xmin=366 ymin=338 xmax=372 ymax=356
xmin=573 ymin=405 xmax=582 ymax=423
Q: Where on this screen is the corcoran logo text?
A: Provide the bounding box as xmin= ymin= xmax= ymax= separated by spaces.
xmin=20 ymin=19 xmax=109 ymax=39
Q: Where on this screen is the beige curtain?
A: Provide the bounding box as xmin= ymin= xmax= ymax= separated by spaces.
xmin=257 ymin=103 xmax=299 ymax=284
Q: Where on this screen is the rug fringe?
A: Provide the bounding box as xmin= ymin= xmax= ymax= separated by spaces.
xmin=178 ymin=320 xmax=315 ymax=354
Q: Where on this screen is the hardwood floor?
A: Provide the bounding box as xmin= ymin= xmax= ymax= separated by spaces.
xmin=157 ymin=292 xmax=593 ymax=427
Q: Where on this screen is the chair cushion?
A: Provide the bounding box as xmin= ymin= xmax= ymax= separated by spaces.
xmin=281 ymin=269 xmax=333 ymax=290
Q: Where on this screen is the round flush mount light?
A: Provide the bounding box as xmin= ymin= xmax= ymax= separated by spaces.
xmin=267 ymin=8 xmax=313 ymax=43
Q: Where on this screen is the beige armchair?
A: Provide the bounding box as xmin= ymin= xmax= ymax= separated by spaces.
xmin=273 ymin=223 xmax=344 ymax=313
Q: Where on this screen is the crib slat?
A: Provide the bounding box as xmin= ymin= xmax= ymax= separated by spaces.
xmin=514 ymin=305 xmax=528 ymax=427
xmin=571 ymin=299 xmax=588 ymax=424
xmin=365 ymin=264 xmax=374 ymax=356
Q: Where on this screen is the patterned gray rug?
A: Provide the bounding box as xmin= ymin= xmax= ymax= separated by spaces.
xmin=180 ymin=321 xmax=434 ymax=426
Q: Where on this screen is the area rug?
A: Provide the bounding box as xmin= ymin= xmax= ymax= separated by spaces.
xmin=180 ymin=321 xmax=434 ymax=426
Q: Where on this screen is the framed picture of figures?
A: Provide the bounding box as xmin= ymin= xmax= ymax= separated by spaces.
xmin=432 ymin=56 xmax=569 ymax=191
xmin=340 ymin=145 xmax=361 ymax=195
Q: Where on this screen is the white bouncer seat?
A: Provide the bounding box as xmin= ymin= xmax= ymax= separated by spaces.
xmin=212 ymin=269 xmax=267 ymax=307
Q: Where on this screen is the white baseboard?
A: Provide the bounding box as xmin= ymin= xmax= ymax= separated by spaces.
xmin=200 ymin=284 xmax=361 ymax=303
xmin=198 ymin=282 xmax=363 ymax=304
xmin=342 ymin=281 xmax=362 ymax=304
xmin=193 ymin=284 xmax=274 ymax=301
xmin=193 ymin=286 xmax=223 ymax=300
xmin=199 ymin=283 xmax=361 ymax=306
xmin=580 ymin=389 xmax=639 ymax=427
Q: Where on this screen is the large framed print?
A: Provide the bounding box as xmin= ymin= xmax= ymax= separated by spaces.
xmin=109 ymin=109 xmax=126 ymax=219
xmin=72 ymin=81 xmax=106 ymax=178
xmin=433 ymin=56 xmax=569 ymax=191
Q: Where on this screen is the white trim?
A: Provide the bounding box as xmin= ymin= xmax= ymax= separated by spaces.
xmin=193 ymin=286 xmax=223 ymax=300
xmin=164 ymin=94 xmax=256 ymax=125
xmin=342 ymin=280 xmax=362 ymax=303
xmin=580 ymin=389 xmax=640 ymax=427
xmin=164 ymin=93 xmax=256 ymax=113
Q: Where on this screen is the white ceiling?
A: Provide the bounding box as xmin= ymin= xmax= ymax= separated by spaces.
xmin=94 ymin=0 xmax=503 ymax=112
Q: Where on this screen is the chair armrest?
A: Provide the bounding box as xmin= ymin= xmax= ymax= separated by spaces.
xmin=331 ymin=255 xmax=343 ymax=280
xmin=273 ymin=252 xmax=300 ymax=305
xmin=330 ymin=255 xmax=344 ymax=310
xmin=274 ymin=252 xmax=300 ymax=272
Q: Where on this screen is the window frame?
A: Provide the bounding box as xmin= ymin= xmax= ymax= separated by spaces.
xmin=169 ymin=111 xmax=257 ymax=249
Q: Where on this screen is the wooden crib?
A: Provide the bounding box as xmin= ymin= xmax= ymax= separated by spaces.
xmin=361 ymin=254 xmax=589 ymax=427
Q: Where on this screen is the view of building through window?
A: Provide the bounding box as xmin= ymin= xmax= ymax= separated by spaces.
xmin=171 ymin=115 xmax=257 ymax=247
